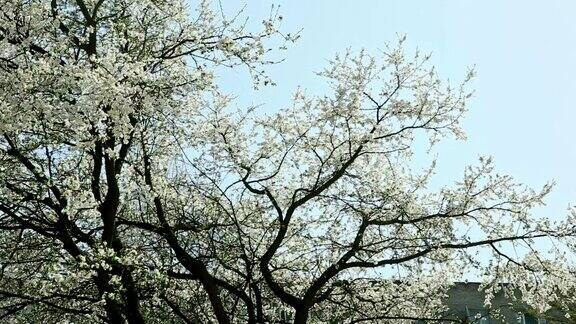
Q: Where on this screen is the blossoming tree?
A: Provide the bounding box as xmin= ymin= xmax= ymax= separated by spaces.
xmin=0 ymin=0 xmax=571 ymax=323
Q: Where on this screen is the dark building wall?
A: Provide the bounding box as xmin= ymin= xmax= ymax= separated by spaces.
xmin=443 ymin=282 xmax=522 ymax=323
xmin=440 ymin=282 xmax=561 ymax=323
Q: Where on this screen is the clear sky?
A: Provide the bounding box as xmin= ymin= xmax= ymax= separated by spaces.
xmin=218 ymin=0 xmax=576 ymax=223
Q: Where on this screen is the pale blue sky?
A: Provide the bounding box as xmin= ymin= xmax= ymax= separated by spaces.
xmin=218 ymin=1 xmax=576 ymax=221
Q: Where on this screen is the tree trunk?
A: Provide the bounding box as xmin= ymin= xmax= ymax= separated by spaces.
xmin=293 ymin=307 xmax=309 ymax=324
